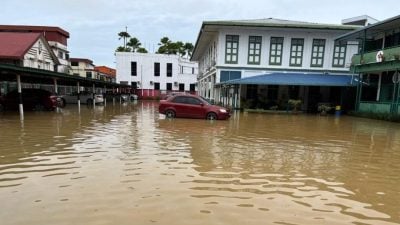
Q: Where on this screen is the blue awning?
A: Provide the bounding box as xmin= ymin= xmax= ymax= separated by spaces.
xmin=219 ymin=72 xmax=357 ymax=87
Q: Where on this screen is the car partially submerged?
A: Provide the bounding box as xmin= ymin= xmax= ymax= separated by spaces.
xmin=0 ymin=88 xmax=58 ymax=111
xmin=159 ymin=94 xmax=230 ymax=120
xmin=60 ymin=92 xmax=104 ymax=105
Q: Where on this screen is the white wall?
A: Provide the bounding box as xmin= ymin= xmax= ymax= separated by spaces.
xmin=23 ymin=38 xmax=56 ymax=71
xmin=197 ymin=27 xmax=359 ymax=84
xmin=116 ymin=52 xmax=198 ymax=91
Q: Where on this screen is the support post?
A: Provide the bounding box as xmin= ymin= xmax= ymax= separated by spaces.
xmin=104 ymin=85 xmax=107 ymax=107
xmin=17 ymin=75 xmax=23 ymax=120
xmin=54 ymin=78 xmax=59 ymax=111
xmin=77 ymin=81 xmax=81 ymax=112
xmin=92 ymin=83 xmax=96 ymax=107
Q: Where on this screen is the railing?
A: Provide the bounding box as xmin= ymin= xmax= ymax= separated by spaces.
xmin=351 ymin=46 xmax=400 ymax=65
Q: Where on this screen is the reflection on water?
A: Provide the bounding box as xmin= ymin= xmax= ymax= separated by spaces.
xmin=0 ymin=102 xmax=400 ymax=225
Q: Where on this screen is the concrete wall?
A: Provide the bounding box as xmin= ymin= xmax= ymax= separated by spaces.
xmin=116 ymin=52 xmax=198 ymax=92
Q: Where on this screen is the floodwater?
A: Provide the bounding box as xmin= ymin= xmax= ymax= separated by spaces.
xmin=0 ymin=101 xmax=400 ymax=225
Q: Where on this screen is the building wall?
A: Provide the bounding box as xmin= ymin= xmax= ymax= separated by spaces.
xmin=197 ymin=28 xmax=358 ymax=82
xmin=70 ymin=61 xmax=95 ymax=78
xmin=48 ymin=41 xmax=69 ymax=73
xmin=22 ymin=38 xmax=56 ymax=71
xmin=116 ymin=52 xmax=198 ymax=92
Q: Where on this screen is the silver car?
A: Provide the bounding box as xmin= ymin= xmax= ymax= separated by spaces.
xmin=61 ymin=92 xmax=104 ymax=105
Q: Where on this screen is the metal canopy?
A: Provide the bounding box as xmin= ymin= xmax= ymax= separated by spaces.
xmin=0 ymin=63 xmax=125 ymax=88
xmin=335 ymin=15 xmax=400 ymax=42
xmin=219 ymin=72 xmax=357 ymax=87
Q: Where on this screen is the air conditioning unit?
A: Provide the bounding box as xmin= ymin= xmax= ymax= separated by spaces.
xmin=150 ymin=81 xmax=154 ymax=85
xmin=174 ymin=82 xmax=178 ymax=86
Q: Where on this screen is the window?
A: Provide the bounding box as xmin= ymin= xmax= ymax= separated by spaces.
xmin=58 ymin=51 xmax=63 ymax=59
xmin=248 ymin=36 xmax=262 ymax=64
xmin=131 ymin=62 xmax=137 ymax=76
xmin=154 ymin=62 xmax=160 ymax=76
xmin=166 ymin=83 xmax=172 ymax=91
xmin=225 ymin=35 xmax=239 ymax=64
xmin=192 ymin=67 xmax=194 ymax=74
xmin=289 ymin=38 xmax=304 ymax=66
xmin=86 ymin=72 xmax=92 ymax=78
xmin=71 ymin=61 xmax=78 ymax=66
xmin=190 ymin=84 xmax=196 ymax=92
xmin=186 ymin=97 xmax=201 ymax=105
xmin=179 ymin=83 xmax=185 ymax=91
xmin=311 ymin=39 xmax=325 ymax=67
xmin=220 ymin=71 xmax=241 ymax=82
xmin=154 ymin=82 xmax=160 ymax=90
xmin=131 ymin=82 xmax=137 ymax=89
xmin=269 ymin=37 xmax=284 ymax=65
xmin=166 ymin=63 xmax=172 ymax=77
xmin=332 ymin=43 xmax=346 ymax=67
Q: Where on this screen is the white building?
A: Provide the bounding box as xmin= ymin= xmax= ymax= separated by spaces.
xmin=116 ymin=52 xmax=198 ymax=99
xmin=191 ymin=18 xmax=361 ymax=111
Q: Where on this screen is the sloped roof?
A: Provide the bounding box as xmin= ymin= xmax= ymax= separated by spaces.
xmin=0 ymin=32 xmax=41 ymax=59
xmin=0 ymin=25 xmax=69 ymax=38
xmin=202 ymin=18 xmax=359 ymax=30
xmin=70 ymin=58 xmax=94 ymax=65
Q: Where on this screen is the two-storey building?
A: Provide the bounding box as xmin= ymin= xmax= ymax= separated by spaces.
xmin=116 ymin=52 xmax=198 ymax=99
xmin=191 ymin=18 xmax=360 ymax=112
xmin=336 ymin=15 xmax=400 ymax=115
xmin=69 ymin=58 xmax=96 ymax=79
xmin=0 ymin=25 xmax=70 ymax=73
xmin=0 ymin=32 xmax=59 ymax=71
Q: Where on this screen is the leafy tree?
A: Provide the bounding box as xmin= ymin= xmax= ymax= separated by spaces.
xmin=116 ymin=46 xmax=131 ymax=52
xmin=183 ymin=42 xmax=194 ymax=57
xmin=137 ymin=47 xmax=148 ymax=53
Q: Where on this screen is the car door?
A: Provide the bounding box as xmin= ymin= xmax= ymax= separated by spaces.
xmin=184 ymin=96 xmax=206 ymax=119
xmin=170 ymin=96 xmax=187 ymax=117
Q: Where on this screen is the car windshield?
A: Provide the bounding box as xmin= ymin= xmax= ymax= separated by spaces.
xmin=199 ymin=96 xmax=212 ymax=105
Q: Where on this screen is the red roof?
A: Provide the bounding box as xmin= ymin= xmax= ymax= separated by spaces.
xmin=95 ymin=66 xmax=116 ymax=77
xmin=0 ymin=25 xmax=69 ymax=38
xmin=0 ymin=32 xmax=41 ymax=59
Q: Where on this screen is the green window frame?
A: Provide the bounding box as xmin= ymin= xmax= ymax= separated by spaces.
xmin=225 ymin=35 xmax=239 ymax=64
xmin=248 ymin=36 xmax=262 ymax=65
xmin=310 ymin=39 xmax=325 ymax=67
xmin=289 ymin=38 xmax=304 ymax=67
xmin=269 ymin=37 xmax=283 ymax=65
xmin=332 ymin=43 xmax=347 ymax=67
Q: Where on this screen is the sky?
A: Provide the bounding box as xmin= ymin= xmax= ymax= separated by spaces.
xmin=1 ymin=0 xmax=399 ymax=67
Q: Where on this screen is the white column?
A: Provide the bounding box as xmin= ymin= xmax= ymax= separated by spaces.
xmin=77 ymin=81 xmax=81 ymax=112
xmin=17 ymin=75 xmax=23 ymax=120
xmin=377 ymin=73 xmax=382 ymax=101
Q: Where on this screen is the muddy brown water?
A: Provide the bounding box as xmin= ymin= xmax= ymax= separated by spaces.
xmin=0 ymin=101 xmax=399 ymax=225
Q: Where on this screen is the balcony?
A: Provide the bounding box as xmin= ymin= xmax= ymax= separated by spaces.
xmin=352 ymin=46 xmax=400 ymax=66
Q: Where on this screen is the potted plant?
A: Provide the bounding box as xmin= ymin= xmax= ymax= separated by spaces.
xmin=318 ymin=104 xmax=333 ymax=116
xmin=288 ymin=99 xmax=302 ymax=113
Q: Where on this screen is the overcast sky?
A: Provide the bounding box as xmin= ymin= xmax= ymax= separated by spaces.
xmin=1 ymin=0 xmax=398 ymax=67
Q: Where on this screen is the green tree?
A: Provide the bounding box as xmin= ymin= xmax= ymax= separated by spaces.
xmin=137 ymin=47 xmax=148 ymax=53
xmin=118 ymin=31 xmax=131 ymax=49
xmin=127 ymin=37 xmax=141 ymax=52
xmin=116 ymin=46 xmax=131 ymax=52
xmin=183 ymin=42 xmax=194 ymax=57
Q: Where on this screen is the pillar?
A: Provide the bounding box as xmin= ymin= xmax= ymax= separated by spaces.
xmin=17 ymin=75 xmax=23 ymax=120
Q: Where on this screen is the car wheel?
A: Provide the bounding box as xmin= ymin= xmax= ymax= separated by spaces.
xmin=165 ymin=109 xmax=176 ymax=118
xmin=206 ymin=112 xmax=217 ymax=120
xmin=34 ymin=103 xmax=45 ymax=111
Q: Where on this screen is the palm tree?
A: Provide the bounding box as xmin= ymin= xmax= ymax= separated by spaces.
xmin=118 ymin=31 xmax=131 ymax=49
xmin=127 ymin=37 xmax=141 ymax=52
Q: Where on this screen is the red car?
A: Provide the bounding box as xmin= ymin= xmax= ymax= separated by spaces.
xmin=159 ymin=94 xmax=230 ymax=120
xmin=0 ymin=88 xmax=58 ymax=111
